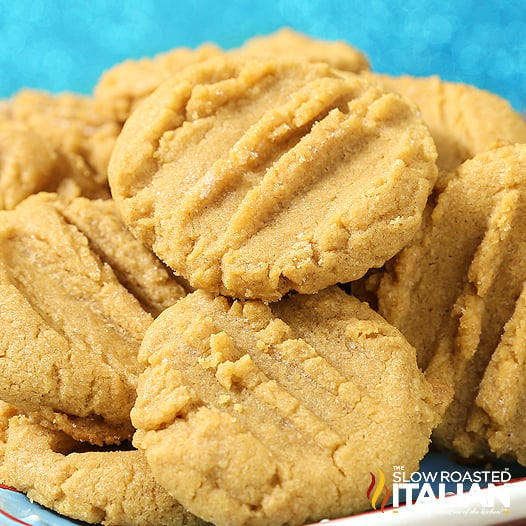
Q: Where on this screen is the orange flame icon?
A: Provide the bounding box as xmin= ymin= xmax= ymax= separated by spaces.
xmin=366 ymin=468 xmax=390 ymax=512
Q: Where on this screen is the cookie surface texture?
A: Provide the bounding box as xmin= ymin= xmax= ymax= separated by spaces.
xmin=368 ymin=74 xmax=526 ymax=179
xmin=469 ymin=282 xmax=526 ymax=465
xmin=0 ymin=415 xmax=207 ymax=526
xmin=0 ymin=119 xmax=60 ymax=210
xmin=0 ymin=193 xmax=158 ymax=445
xmin=94 ymin=43 xmax=223 ymax=125
xmin=8 ymin=89 xmax=119 ymax=191
xmin=109 ymin=57 xmax=438 ymax=301
xmin=0 ymin=117 xmax=110 ymax=209
xmin=57 ymin=196 xmax=187 ymax=316
xmin=377 ymin=144 xmax=526 ymax=460
xmin=131 ymin=287 xmax=446 ymax=526
xmin=0 ymin=401 xmax=19 ymax=461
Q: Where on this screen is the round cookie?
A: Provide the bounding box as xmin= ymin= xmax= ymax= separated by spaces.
xmin=377 ymin=144 xmax=526 ymax=460
xmin=0 ymin=119 xmax=109 ymax=210
xmin=9 ymin=88 xmax=120 ymax=188
xmin=0 ymin=119 xmax=60 ymax=210
xmin=229 ymin=27 xmax=370 ymax=73
xmin=468 ymin=283 xmax=526 ymax=465
xmin=366 ymin=73 xmax=526 ymax=182
xmin=0 ymin=415 xmax=207 ymax=526
xmin=109 ymin=57 xmax=438 ymax=301
xmin=131 ymin=287 xmax=448 ymax=526
xmin=0 ymin=192 xmax=184 ymax=445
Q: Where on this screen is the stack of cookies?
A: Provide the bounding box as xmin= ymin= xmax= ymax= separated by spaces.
xmin=1 ymin=28 xmax=526 ymax=526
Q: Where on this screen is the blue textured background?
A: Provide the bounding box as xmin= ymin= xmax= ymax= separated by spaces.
xmin=1 ymin=0 xmax=525 ymax=111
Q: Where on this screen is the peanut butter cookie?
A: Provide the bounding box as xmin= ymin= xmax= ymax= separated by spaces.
xmin=0 ymin=415 xmax=207 ymax=526
xmin=131 ymin=287 xmax=448 ymax=526
xmin=0 ymin=193 xmax=184 ymax=445
xmin=468 ymin=283 xmax=526 ymax=465
xmin=8 ymin=89 xmax=120 ymax=191
xmin=230 ymin=27 xmax=370 ymax=73
xmin=0 ymin=118 xmax=111 ymax=210
xmin=0 ymin=119 xmax=61 ymax=210
xmin=377 ymin=144 xmax=526 ymax=461
xmin=109 ymin=57 xmax=438 ymax=301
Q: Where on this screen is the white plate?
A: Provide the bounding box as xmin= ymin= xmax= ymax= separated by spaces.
xmin=2 ymin=451 xmax=526 ymax=526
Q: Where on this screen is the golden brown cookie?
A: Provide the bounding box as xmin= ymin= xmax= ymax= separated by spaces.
xmin=94 ymin=43 xmax=223 ymax=125
xmin=0 ymin=192 xmax=184 ymax=445
xmin=377 ymin=144 xmax=526 ymax=461
xmin=0 ymin=118 xmax=110 ymax=210
xmin=366 ymin=74 xmax=526 ymax=180
xmin=131 ymin=287 xmax=448 ymax=526
xmin=0 ymin=119 xmax=60 ymax=210
xmin=8 ymin=88 xmax=120 ymax=189
xmin=230 ymin=27 xmax=370 ymax=73
xmin=468 ymin=283 xmax=526 ymax=465
xmin=0 ymin=415 xmax=207 ymax=526
xmin=109 ymin=56 xmax=438 ymax=301
xmin=57 ymin=195 xmax=187 ymax=316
